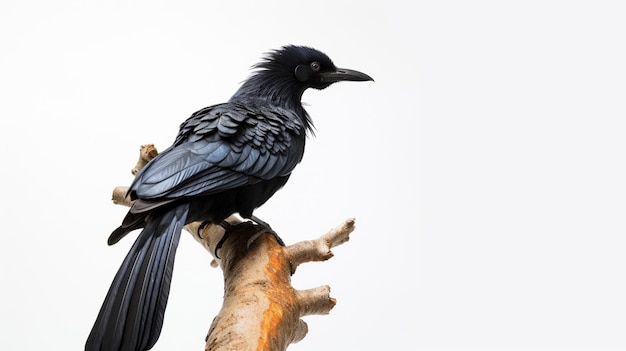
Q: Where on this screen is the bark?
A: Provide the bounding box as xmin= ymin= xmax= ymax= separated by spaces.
xmin=110 ymin=145 xmax=356 ymax=350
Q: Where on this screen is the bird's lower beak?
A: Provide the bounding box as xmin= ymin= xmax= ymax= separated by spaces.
xmin=320 ymin=68 xmax=374 ymax=83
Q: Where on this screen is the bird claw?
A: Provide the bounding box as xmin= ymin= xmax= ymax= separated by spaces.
xmin=246 ymin=216 xmax=285 ymax=249
xmin=246 ymin=228 xmax=285 ymax=250
xmin=214 ymin=217 xmax=285 ymax=258
xmin=214 ymin=221 xmax=236 ymax=258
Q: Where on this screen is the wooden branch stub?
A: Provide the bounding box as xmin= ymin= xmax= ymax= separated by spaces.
xmin=131 ymin=144 xmax=158 ymax=175
xmin=111 ymin=186 xmax=132 ymax=206
xmin=296 ymin=286 xmax=336 ymax=317
xmin=284 ymin=218 xmax=356 ymax=273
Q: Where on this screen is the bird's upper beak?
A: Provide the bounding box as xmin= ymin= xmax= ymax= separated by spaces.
xmin=320 ymin=68 xmax=374 ymax=83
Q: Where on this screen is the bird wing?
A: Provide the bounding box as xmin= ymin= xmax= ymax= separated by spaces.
xmin=129 ymin=103 xmax=306 ymax=200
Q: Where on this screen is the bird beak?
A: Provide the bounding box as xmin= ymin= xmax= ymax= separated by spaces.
xmin=320 ymin=68 xmax=374 ymax=83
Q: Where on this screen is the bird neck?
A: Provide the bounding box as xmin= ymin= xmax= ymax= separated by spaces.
xmin=229 ymin=72 xmax=314 ymax=133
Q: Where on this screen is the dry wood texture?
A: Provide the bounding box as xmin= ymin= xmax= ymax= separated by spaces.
xmin=110 ymin=145 xmax=356 ymax=350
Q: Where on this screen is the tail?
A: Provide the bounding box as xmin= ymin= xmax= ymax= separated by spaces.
xmin=86 ymin=203 xmax=189 ymax=351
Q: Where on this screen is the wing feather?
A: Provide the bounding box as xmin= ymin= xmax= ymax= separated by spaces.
xmin=130 ymin=103 xmax=305 ymax=201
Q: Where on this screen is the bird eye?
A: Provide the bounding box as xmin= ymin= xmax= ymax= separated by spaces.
xmin=310 ymin=62 xmax=321 ymax=71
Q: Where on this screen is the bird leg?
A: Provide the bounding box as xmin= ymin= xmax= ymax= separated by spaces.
xmin=248 ymin=214 xmax=285 ymax=247
xmin=213 ymin=216 xmax=284 ymax=259
xmin=212 ymin=220 xmax=239 ymax=258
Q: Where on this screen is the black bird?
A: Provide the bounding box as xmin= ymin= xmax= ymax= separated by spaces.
xmin=85 ymin=45 xmax=372 ymax=351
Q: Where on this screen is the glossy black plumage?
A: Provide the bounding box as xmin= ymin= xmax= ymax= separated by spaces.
xmin=86 ymin=45 xmax=372 ymax=351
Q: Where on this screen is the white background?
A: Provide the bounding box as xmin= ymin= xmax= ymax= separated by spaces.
xmin=1 ymin=1 xmax=625 ymax=350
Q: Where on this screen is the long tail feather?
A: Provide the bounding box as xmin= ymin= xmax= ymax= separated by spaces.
xmin=86 ymin=203 xmax=189 ymax=351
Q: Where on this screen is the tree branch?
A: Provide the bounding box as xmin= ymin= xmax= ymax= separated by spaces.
xmin=111 ymin=145 xmax=357 ymax=350
xmin=284 ymin=218 xmax=355 ymax=273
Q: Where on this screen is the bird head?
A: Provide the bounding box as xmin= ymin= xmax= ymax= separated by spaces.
xmin=257 ymin=45 xmax=373 ymax=90
xmin=234 ymin=45 xmax=373 ymax=100
xmin=284 ymin=46 xmax=374 ymax=90
xmin=231 ymin=45 xmax=372 ymax=131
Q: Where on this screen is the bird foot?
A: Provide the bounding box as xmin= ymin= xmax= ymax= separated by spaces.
xmin=247 ymin=215 xmax=285 ymax=248
xmin=214 ymin=220 xmax=237 ymax=258
xmin=213 ymin=216 xmax=285 ymax=258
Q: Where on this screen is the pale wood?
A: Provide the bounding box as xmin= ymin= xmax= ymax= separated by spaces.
xmin=131 ymin=144 xmax=158 ymax=175
xmin=109 ymin=145 xmax=357 ymax=350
